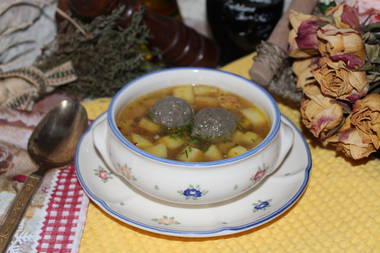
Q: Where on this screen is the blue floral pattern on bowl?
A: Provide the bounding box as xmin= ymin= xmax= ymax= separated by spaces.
xmin=252 ymin=199 xmax=272 ymax=212
xmin=178 ymin=184 xmax=208 ymax=200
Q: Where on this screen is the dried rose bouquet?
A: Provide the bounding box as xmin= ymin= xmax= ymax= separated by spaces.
xmin=289 ymin=0 xmax=380 ymax=160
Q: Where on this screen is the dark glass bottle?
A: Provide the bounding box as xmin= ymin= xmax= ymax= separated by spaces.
xmin=207 ymin=0 xmax=284 ymax=65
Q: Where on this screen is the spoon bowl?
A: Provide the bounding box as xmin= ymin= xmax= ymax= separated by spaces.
xmin=28 ymin=99 xmax=88 ymax=171
xmin=0 ymin=99 xmax=88 ymax=251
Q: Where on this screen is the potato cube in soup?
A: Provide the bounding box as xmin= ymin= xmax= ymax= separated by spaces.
xmin=227 ymin=146 xmax=248 ymax=158
xmin=242 ymin=131 xmax=262 ymax=146
xmin=233 ymin=130 xmax=261 ymax=146
xmin=194 ymin=96 xmax=219 ymax=108
xmin=138 ymin=118 xmax=161 ymax=133
xmin=177 ymin=146 xmax=203 ymax=162
xmin=204 ymin=145 xmax=223 ymax=161
xmin=159 ymin=135 xmax=184 ymax=149
xmin=173 ymin=86 xmax=194 ymax=103
xmin=218 ymin=95 xmax=241 ymax=110
xmin=144 ymin=143 xmax=168 ymax=158
xmin=232 ymin=130 xmax=244 ymax=144
xmin=240 ymin=108 xmax=268 ymax=128
xmin=131 ymin=133 xmax=152 ymax=148
xmin=238 ymin=117 xmax=251 ymax=130
xmin=217 ymin=141 xmax=236 ymax=154
xmin=194 ymin=86 xmax=219 ymax=96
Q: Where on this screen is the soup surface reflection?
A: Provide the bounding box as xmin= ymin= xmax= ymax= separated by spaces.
xmin=116 ymin=84 xmax=271 ymax=162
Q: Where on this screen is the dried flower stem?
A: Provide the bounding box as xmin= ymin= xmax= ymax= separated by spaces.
xmin=55 ymin=7 xmax=90 ymax=38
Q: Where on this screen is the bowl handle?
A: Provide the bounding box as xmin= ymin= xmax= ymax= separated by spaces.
xmin=269 ymin=117 xmax=295 ymax=174
xmin=92 ymin=116 xmax=114 ymax=169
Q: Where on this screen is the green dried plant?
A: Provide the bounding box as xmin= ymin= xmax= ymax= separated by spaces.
xmin=38 ymin=5 xmax=165 ymax=98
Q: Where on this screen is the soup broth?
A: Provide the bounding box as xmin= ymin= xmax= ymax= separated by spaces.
xmin=116 ymin=84 xmax=271 ymax=162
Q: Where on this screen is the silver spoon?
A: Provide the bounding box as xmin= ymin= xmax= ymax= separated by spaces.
xmin=0 ymin=99 xmax=88 ymax=252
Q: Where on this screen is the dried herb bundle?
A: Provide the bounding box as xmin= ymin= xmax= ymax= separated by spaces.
xmin=38 ymin=6 xmax=165 ymax=98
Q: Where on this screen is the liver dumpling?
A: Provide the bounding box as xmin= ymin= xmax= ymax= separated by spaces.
xmin=149 ymin=96 xmax=193 ymax=128
xmin=191 ymin=108 xmax=237 ymax=139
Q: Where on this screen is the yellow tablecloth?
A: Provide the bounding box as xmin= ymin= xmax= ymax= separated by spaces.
xmin=80 ymin=54 xmax=380 ymax=253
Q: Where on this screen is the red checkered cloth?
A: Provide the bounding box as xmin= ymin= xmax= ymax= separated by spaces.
xmin=34 ymin=164 xmax=88 ymax=253
xmin=5 ymin=164 xmax=88 ymax=253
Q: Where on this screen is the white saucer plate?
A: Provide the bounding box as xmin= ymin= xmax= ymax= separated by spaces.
xmin=75 ymin=113 xmax=312 ymax=237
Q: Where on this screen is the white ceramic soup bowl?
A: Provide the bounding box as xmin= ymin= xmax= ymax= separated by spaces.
xmin=92 ymin=67 xmax=295 ymax=205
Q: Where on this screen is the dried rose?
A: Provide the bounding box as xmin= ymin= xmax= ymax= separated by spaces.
xmin=289 ymin=30 xmax=317 ymax=58
xmin=329 ymin=53 xmax=364 ymax=68
xmin=296 ymin=20 xmax=320 ymax=50
xmin=292 ymin=58 xmax=318 ymax=90
xmin=317 ymin=24 xmax=366 ymax=61
xmin=327 ymin=3 xmax=360 ymax=30
xmin=350 ymin=94 xmax=380 ymax=149
xmin=312 ymin=57 xmax=368 ymax=102
xmin=288 ymin=10 xmax=321 ymax=58
xmin=300 ymin=85 xmax=344 ymax=139
xmin=326 ymin=115 xmax=377 ymax=159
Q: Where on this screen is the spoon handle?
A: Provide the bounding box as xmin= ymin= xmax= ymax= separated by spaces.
xmin=0 ymin=174 xmax=41 ymax=252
